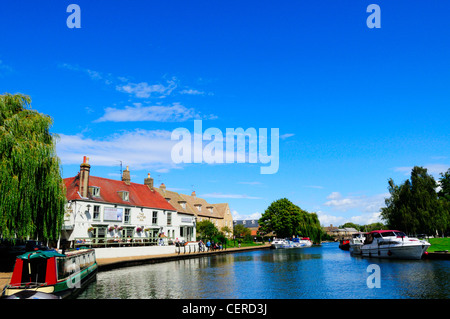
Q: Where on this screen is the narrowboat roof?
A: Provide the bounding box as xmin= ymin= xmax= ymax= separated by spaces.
xmin=17 ymin=250 xmax=66 ymax=260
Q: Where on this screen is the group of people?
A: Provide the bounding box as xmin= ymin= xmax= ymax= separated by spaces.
xmin=198 ymin=239 xmax=223 ymax=252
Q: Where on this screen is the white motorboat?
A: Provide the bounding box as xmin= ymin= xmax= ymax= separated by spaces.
xmin=294 ymin=237 xmax=312 ymax=248
xmin=271 ymin=238 xmax=295 ymax=249
xmin=349 ymin=232 xmax=366 ymax=255
xmin=361 ymin=230 xmax=430 ymax=260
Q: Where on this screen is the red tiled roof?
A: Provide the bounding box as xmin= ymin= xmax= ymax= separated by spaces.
xmin=64 ymin=174 xmax=176 ymax=211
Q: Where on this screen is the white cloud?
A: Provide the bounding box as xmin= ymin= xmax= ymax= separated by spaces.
xmin=201 ymin=193 xmax=263 ymax=200
xmin=316 ymin=211 xmax=346 ymax=226
xmin=56 ymin=129 xmax=179 ymax=171
xmin=58 ymin=63 xmax=114 ymax=85
xmin=116 ymin=78 xmax=177 ymax=98
xmin=59 ymin=63 xmax=213 ymax=100
xmin=94 ymin=103 xmax=205 ymax=122
xmin=327 ymin=192 xmax=342 ymax=200
xmin=280 ymin=133 xmax=295 ymax=140
xmin=179 ymin=89 xmax=205 ymax=95
xmin=349 ymin=212 xmax=382 ymax=225
xmin=394 ymin=163 xmax=449 ymax=177
xmin=323 ymin=192 xmax=388 ymax=213
xmin=317 ymin=210 xmax=382 ymax=227
xmin=232 ymin=210 xmax=262 ymax=220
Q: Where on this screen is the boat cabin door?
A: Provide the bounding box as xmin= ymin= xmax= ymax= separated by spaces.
xmin=21 ymin=258 xmax=47 ymax=284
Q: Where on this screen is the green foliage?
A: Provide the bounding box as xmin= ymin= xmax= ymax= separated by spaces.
xmin=381 ymin=166 xmax=449 ymax=236
xmin=0 ymin=93 xmax=66 ymax=241
xmin=233 ymin=224 xmax=251 ymax=237
xmin=196 ymin=220 xmax=219 ymax=240
xmin=259 ymin=198 xmax=323 ymax=243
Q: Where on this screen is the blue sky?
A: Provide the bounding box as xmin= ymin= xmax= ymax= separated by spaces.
xmin=1 ymin=1 xmax=449 ymax=226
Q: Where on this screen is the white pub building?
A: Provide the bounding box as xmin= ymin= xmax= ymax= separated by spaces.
xmin=61 ymin=157 xmax=196 ymax=248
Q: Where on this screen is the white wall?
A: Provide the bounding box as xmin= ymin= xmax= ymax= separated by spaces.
xmin=94 ymin=245 xmax=177 ymax=259
xmin=63 ymin=200 xmax=196 ymax=243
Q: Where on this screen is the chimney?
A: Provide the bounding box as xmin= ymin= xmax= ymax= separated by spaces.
xmin=159 ymin=183 xmax=166 ymax=190
xmin=191 ymin=190 xmax=196 ymax=197
xmin=79 ymin=156 xmax=91 ymax=198
xmin=144 ymin=173 xmax=154 ymax=190
xmin=122 ymin=166 xmax=131 ymax=185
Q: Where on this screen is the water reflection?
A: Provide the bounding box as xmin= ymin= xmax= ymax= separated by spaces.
xmin=78 ymin=243 xmax=449 ymax=299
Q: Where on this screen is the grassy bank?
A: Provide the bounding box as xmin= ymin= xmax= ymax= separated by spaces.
xmin=426 ymin=238 xmax=450 ymax=252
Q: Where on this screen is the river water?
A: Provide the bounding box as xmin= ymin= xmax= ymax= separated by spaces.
xmin=77 ymin=242 xmax=449 ymax=299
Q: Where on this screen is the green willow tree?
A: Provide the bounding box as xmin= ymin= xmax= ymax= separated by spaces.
xmin=0 ymin=93 xmax=66 ymax=242
xmin=259 ymin=198 xmax=323 ymax=243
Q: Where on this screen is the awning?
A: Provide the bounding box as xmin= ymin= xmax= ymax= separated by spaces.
xmin=17 ymin=250 xmax=66 ymax=260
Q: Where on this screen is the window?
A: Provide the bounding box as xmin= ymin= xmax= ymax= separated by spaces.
xmin=89 ymin=186 xmax=100 ymax=197
xmin=195 ymin=205 xmax=201 ymax=212
xmin=122 ymin=227 xmax=134 ymax=238
xmin=152 ymin=211 xmax=158 ymax=225
xmin=179 ymin=201 xmax=186 ymax=209
xmin=118 ymin=191 xmax=129 ymax=201
xmin=167 ymin=212 xmax=172 ymax=226
xmin=93 ymin=205 xmax=100 ymax=220
xmin=124 ymin=208 xmax=131 ymax=224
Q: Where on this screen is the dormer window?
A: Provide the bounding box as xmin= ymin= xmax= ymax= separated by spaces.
xmin=118 ymin=191 xmax=129 ymax=201
xmin=89 ymin=186 xmax=100 ymax=197
xmin=178 ymin=201 xmax=186 ymax=209
xmin=207 ymin=206 xmax=213 ymax=213
xmin=195 ymin=204 xmax=201 ymax=212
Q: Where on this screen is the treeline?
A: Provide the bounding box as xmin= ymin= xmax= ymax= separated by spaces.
xmin=381 ymin=166 xmax=450 ymax=236
xmin=338 ymin=222 xmax=387 ymax=232
xmin=258 ymin=198 xmax=324 ymax=244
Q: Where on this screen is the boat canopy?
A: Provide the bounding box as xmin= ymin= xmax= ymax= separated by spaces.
xmin=368 ymin=230 xmax=401 ymax=234
xmin=16 ymin=250 xmax=66 ymax=260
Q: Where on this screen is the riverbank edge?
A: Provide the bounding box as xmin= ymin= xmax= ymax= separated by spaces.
xmin=96 ymin=244 xmax=272 ymax=271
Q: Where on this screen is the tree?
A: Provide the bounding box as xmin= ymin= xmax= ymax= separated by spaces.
xmin=0 ymin=93 xmax=66 ymax=242
xmin=196 ymin=220 xmax=219 ymax=240
xmin=259 ymin=198 xmax=323 ymax=243
xmin=381 ymin=166 xmax=446 ymax=236
xmin=437 ymin=169 xmax=450 ymax=236
xmin=233 ymin=224 xmax=250 ymax=238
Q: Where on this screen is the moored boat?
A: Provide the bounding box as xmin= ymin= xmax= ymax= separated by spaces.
xmin=349 ymin=232 xmax=366 ymax=255
xmin=292 ymin=237 xmax=312 ymax=248
xmin=300 ymin=237 xmax=313 ymax=247
xmin=360 ymin=230 xmax=430 ymax=260
xmin=271 ymin=238 xmax=294 ymax=249
xmin=1 ymin=248 xmax=97 ymax=299
xmin=339 ymin=239 xmax=350 ymax=250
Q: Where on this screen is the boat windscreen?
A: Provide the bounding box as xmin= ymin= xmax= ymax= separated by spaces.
xmin=394 ymin=231 xmax=407 ymax=237
xmin=380 ymin=231 xmax=396 ymax=237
